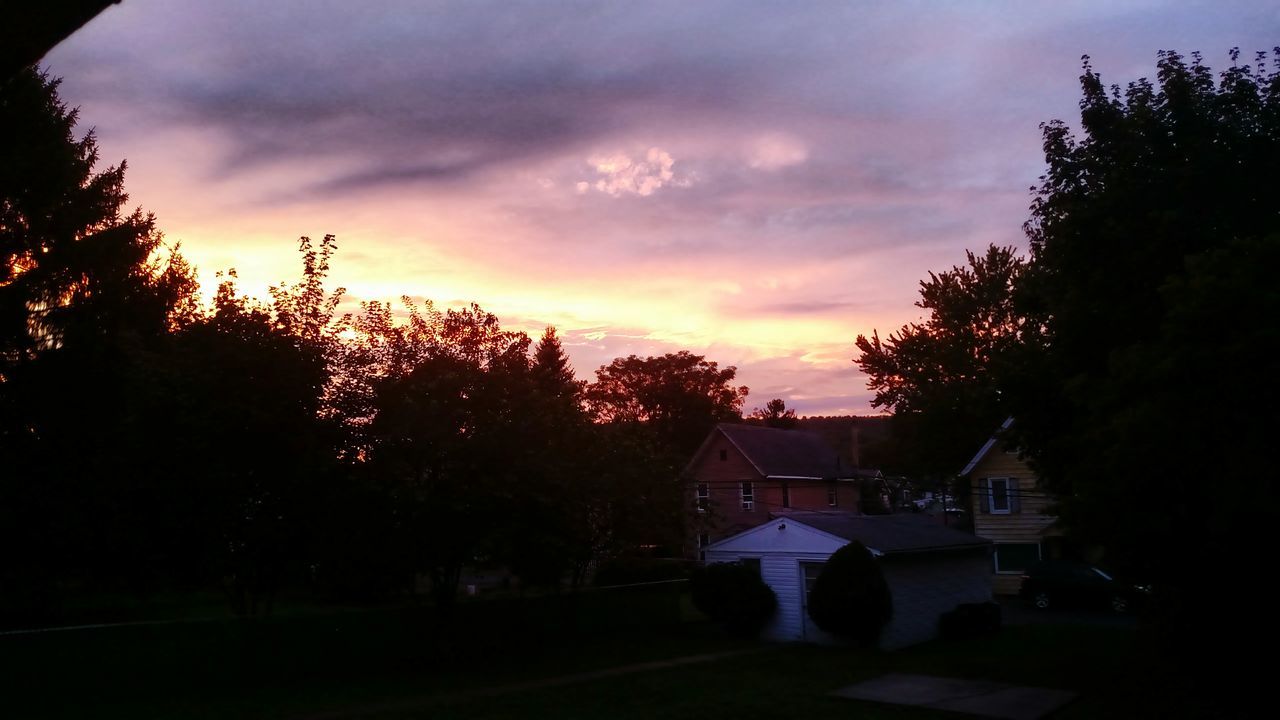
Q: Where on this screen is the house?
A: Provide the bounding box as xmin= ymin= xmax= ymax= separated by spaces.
xmin=704 ymin=511 xmax=991 ymax=649
xmin=960 ymin=418 xmax=1067 ymax=595
xmin=685 ymin=423 xmax=870 ymax=553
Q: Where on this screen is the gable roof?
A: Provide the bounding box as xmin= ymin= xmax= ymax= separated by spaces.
xmin=710 ymin=423 xmax=858 ymax=480
xmin=958 ymin=416 xmax=1015 ymax=477
xmin=779 ymin=512 xmax=991 ymax=554
xmin=706 ymin=511 xmax=990 ymax=556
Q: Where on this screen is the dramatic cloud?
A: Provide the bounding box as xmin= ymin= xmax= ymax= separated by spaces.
xmin=577 ymin=147 xmax=692 ymax=197
xmin=44 ymin=0 xmax=1279 ymax=414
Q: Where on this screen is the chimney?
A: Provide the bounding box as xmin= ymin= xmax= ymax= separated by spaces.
xmin=850 ymin=421 xmax=861 ymax=468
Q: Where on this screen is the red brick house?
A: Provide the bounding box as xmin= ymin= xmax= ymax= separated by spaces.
xmin=686 ymin=423 xmax=870 ymax=556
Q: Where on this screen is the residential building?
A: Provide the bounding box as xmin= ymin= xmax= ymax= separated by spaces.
xmin=686 ymin=423 xmax=870 ymax=555
xmin=960 ymin=418 xmax=1067 ymax=595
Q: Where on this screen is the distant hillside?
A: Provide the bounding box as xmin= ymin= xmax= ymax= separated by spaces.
xmin=795 ymin=415 xmax=893 ymax=471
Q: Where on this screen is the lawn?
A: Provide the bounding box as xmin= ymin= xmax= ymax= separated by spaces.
xmin=353 ymin=624 xmax=1147 ymax=720
xmin=5 ymin=585 xmax=1157 ymax=720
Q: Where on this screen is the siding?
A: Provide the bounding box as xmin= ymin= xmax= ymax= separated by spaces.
xmin=690 ymin=433 xmax=768 ymax=537
xmin=706 ymin=521 xmax=992 ymax=648
xmin=879 ymin=550 xmax=992 ymax=649
xmin=690 ymin=431 xmax=861 ymax=544
xmin=703 ymin=550 xmax=839 ymax=642
xmin=968 ymin=448 xmax=1056 ymax=595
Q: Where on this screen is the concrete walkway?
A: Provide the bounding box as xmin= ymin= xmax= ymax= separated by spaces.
xmin=831 ymin=673 xmax=1077 ymax=720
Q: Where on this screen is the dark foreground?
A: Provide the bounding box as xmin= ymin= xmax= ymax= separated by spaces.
xmin=3 ymin=588 xmax=1211 ymax=719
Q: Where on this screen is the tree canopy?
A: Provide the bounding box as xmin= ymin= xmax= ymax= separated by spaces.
xmin=999 ymin=50 xmax=1280 ymax=680
xmin=586 ymin=350 xmax=748 ymax=456
xmin=1009 ymin=49 xmax=1279 ymax=553
xmin=748 ymin=398 xmax=798 ymax=429
xmin=853 ymin=244 xmax=1027 ymax=480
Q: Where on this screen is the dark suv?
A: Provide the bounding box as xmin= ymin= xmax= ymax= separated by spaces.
xmin=1019 ymin=560 xmax=1149 ymax=613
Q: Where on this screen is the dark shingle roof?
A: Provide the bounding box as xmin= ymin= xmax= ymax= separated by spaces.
xmin=717 ymin=423 xmax=856 ymax=479
xmin=778 ymin=511 xmax=991 ymax=554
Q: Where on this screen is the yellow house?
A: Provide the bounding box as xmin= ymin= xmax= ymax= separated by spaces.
xmin=960 ymin=418 xmax=1066 ymax=595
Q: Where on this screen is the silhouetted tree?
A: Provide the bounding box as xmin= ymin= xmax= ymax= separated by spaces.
xmin=1006 ymin=49 xmax=1280 ymax=694
xmin=582 ymin=351 xmax=747 ymax=557
xmin=0 ymin=68 xmax=198 ymax=616
xmin=586 ymin=351 xmax=748 ymax=456
xmin=854 ymin=245 xmax=1027 ymax=481
xmin=499 ymin=326 xmax=590 ymax=588
xmin=164 ymin=268 xmax=335 ymax=616
xmin=344 ymin=300 xmax=536 ymax=608
xmin=748 ymin=398 xmax=798 ymax=429
xmin=530 ymin=326 xmax=584 ymax=405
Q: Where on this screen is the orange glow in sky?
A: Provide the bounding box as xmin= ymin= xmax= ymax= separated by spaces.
xmin=44 ymin=1 xmax=1275 ymax=414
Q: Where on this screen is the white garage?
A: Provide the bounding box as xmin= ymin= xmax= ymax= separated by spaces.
xmin=703 ymin=511 xmax=993 ymax=649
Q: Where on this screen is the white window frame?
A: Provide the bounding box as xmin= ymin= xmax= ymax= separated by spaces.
xmin=827 ymin=485 xmax=838 ymax=508
xmin=989 ymin=477 xmax=1012 ymax=514
xmin=696 ymin=482 xmax=709 ymax=512
xmin=740 ymin=481 xmax=755 ymax=511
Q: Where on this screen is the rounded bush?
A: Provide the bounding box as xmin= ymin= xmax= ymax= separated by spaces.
xmin=806 ymin=541 xmax=892 ymax=647
xmin=689 ymin=562 xmax=777 ymax=637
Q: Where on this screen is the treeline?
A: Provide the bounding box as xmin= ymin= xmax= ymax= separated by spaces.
xmin=854 ymin=47 xmax=1280 ymax=679
xmin=0 ymin=69 xmax=749 ymax=623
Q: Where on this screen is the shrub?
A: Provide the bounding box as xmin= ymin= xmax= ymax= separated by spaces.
xmin=806 ymin=542 xmax=892 ymax=647
xmin=689 ymin=562 xmax=777 ymax=637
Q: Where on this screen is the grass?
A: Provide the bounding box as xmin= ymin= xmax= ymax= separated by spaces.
xmin=5 ymin=586 xmax=1158 ymax=720
xmin=358 ymin=624 xmax=1146 ymax=720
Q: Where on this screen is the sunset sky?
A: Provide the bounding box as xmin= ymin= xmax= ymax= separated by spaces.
xmin=44 ymin=1 xmax=1277 ymax=415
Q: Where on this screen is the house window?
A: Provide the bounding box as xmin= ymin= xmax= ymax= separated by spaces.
xmin=782 ymin=482 xmax=791 ymax=509
xmin=741 ymin=481 xmax=754 ymax=511
xmin=697 ymin=533 xmax=710 ymax=562
xmin=739 ymin=557 xmax=762 ymax=576
xmin=719 ymin=449 xmax=727 ymax=461
xmin=989 ymin=478 xmax=1012 ymax=514
xmin=994 ymin=543 xmax=1041 ymax=573
xmin=696 ymin=483 xmax=709 ymax=512
xmin=827 ymin=485 xmax=838 ymax=507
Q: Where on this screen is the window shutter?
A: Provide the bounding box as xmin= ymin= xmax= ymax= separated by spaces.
xmin=978 ymin=478 xmax=990 ymax=513
xmin=1009 ymin=478 xmax=1021 ymax=513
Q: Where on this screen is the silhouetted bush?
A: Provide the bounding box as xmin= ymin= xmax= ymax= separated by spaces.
xmin=689 ymin=562 xmax=776 ymax=637
xmin=939 ymin=601 xmax=1002 ymax=641
xmin=806 ymin=541 xmax=892 ymax=647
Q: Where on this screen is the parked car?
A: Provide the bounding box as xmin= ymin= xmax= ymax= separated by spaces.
xmin=1019 ymin=560 xmax=1150 ymax=613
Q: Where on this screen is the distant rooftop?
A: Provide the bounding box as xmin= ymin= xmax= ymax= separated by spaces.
xmin=716 ymin=423 xmax=860 ymax=480
xmin=775 ymin=511 xmax=990 ymax=555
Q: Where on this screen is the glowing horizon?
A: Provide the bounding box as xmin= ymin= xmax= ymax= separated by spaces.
xmin=45 ymin=1 xmax=1277 ymax=415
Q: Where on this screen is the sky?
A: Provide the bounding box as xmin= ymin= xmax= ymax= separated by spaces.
xmin=43 ymin=1 xmax=1279 ymax=415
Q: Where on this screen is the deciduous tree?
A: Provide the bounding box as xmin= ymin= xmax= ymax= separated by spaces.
xmin=853 ymin=244 xmax=1027 ymax=480
xmin=586 ymin=351 xmax=748 ymax=456
xmin=1006 ymin=49 xmax=1280 ymax=684
xmin=748 ymin=398 xmax=798 ymax=429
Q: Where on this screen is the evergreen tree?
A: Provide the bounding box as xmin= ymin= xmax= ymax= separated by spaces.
xmin=531 ymin=326 xmax=583 ymax=403
xmin=0 ymin=68 xmax=198 ymax=614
